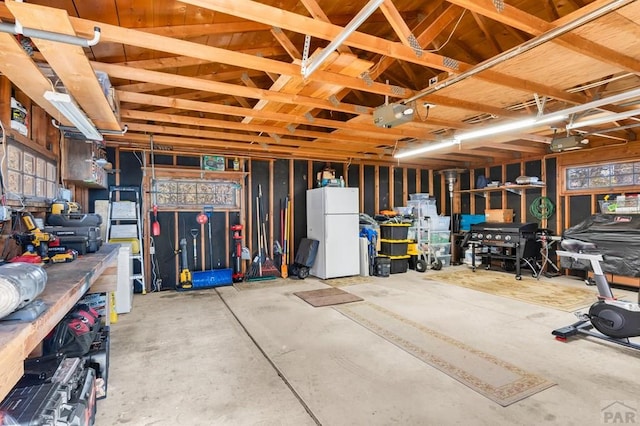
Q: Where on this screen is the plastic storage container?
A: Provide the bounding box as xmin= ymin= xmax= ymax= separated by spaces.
xmin=409 ymin=193 xmax=431 ymax=201
xmin=374 ymin=257 xmax=391 ymax=277
xmin=388 ymin=255 xmax=410 ymax=273
xmin=191 ymin=269 xmax=233 ymax=288
xmin=380 ymin=223 xmax=410 ymax=240
xmin=379 ymin=239 xmax=410 ymax=256
xmin=378 ymin=255 xmax=410 ymax=274
xmin=439 ymin=254 xmax=452 ymax=267
xmin=460 ymin=214 xmax=486 ymax=231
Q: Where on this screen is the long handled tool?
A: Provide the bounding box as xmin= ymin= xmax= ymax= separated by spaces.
xmin=204 ymin=205 xmax=214 ymax=268
xmin=190 ymin=228 xmax=199 ymax=269
xmin=281 ymin=196 xmax=289 ymax=278
xmin=178 ymin=237 xmax=192 ymax=289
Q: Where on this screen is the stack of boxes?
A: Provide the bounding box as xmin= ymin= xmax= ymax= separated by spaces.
xmin=377 ymin=223 xmax=411 ymax=274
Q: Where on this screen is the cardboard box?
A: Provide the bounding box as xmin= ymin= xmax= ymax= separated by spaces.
xmin=485 ymin=209 xmax=513 ymax=223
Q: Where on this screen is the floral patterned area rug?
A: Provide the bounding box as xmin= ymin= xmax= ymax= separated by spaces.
xmin=335 ymin=302 xmax=555 ymax=407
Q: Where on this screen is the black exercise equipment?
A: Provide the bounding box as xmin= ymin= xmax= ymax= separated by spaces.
xmin=552 ymin=239 xmax=640 ymax=351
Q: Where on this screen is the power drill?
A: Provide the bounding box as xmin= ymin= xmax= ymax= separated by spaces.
xmin=13 ymin=212 xmax=54 ymax=261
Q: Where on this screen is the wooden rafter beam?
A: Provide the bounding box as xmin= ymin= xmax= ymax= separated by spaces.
xmin=116 ymin=70 xmax=265 ymax=92
xmin=108 ymin=132 xmax=392 ymax=161
xmin=300 ymin=0 xmax=352 ymax=54
xmin=446 ymin=0 xmax=640 ymax=74
xmin=121 ymin=109 xmax=397 ymax=145
xmin=270 ymin=27 xmax=302 ymax=60
xmin=117 ymin=91 xmax=436 ymax=140
xmin=94 ymin=61 xmax=371 ymax=117
xmin=0 ymin=32 xmax=74 ymax=127
xmin=178 ymin=0 xmax=587 ymax=105
xmin=470 ymin=12 xmax=501 ymax=55
xmin=380 ymin=0 xmax=417 ymax=49
xmin=7 ymin=1 xmax=121 ymax=130
xmin=137 ymin=21 xmax=270 ymax=37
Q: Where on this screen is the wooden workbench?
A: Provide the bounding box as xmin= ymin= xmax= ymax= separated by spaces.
xmin=0 ymin=243 xmax=119 ymax=401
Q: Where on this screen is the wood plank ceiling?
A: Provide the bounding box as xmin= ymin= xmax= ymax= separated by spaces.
xmin=0 ymin=0 xmax=639 ymax=169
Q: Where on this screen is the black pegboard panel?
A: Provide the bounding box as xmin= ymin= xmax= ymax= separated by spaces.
xmin=545 ymin=157 xmax=558 ymax=231
xmin=249 ymin=160 xmax=270 ymax=252
xmin=152 ymin=211 xmax=178 ymax=290
xmin=420 ymin=169 xmax=430 ymax=195
xmin=569 ymin=195 xmax=591 ymax=227
xmin=393 ymin=167 xmax=403 ymax=208
xmin=176 ymin=155 xmax=200 ymax=167
xmin=506 ymin=163 xmax=520 ymax=183
xmin=153 ymin=154 xmax=174 ymax=166
xmin=406 ymin=169 xmax=416 ymax=199
xmin=347 ymin=164 xmax=359 ymax=189
xmin=273 ymin=159 xmax=290 ymax=249
xmin=364 ymin=165 xmax=376 ymax=215
xmin=292 ymin=160 xmax=308 ymax=251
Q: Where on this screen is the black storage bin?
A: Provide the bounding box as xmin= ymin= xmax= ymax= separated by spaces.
xmin=374 ymin=256 xmax=391 ymax=277
xmin=388 ymin=255 xmax=410 ymax=274
xmin=379 ymin=239 xmax=409 ymax=256
xmin=380 ymin=224 xmax=410 ymax=240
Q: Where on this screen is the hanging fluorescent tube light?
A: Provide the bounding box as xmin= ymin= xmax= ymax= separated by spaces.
xmin=394 ymin=114 xmax=566 ymax=159
xmin=394 ymin=139 xmax=460 ymax=159
xmin=301 ymin=0 xmax=384 ymax=78
xmin=456 ymin=114 xmax=567 ymax=141
xmin=43 ymin=91 xmax=103 ymax=141
xmin=566 ymin=109 xmax=640 ymax=130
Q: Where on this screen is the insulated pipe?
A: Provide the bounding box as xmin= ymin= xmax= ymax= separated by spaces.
xmin=403 ymin=0 xmax=637 ymax=105
xmin=302 ymin=0 xmax=384 ymax=78
xmin=0 ymin=263 xmax=47 ymax=320
xmin=0 ymin=22 xmax=101 ymax=47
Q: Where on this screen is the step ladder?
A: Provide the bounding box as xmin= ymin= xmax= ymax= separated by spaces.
xmin=106 ymin=186 xmax=146 ymax=294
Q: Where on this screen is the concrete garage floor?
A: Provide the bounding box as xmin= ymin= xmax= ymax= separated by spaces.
xmin=97 ymin=266 xmax=640 ymax=425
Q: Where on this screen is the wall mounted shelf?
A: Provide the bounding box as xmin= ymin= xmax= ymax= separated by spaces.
xmin=456 ymin=184 xmax=546 ymax=197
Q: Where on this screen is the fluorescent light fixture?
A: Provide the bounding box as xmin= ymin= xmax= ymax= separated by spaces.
xmin=301 ymin=0 xmax=384 ymax=78
xmin=567 ymin=109 xmax=640 ymax=130
xmin=394 ymin=114 xmax=566 ymax=159
xmin=394 ymin=139 xmax=460 ymax=159
xmin=456 ymin=114 xmax=567 ymax=141
xmin=43 ymin=90 xmax=103 ymax=141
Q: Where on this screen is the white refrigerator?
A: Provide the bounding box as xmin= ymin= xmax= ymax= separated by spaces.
xmin=307 ymin=187 xmax=360 ymax=279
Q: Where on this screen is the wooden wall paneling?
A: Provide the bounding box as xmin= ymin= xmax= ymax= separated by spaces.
xmin=370 ymin=165 xmax=382 ymax=215
xmin=415 ymin=168 xmax=421 ymax=194
xmin=0 ymin=77 xmax=11 ymax=126
xmin=308 ymin=161 xmax=315 ymax=190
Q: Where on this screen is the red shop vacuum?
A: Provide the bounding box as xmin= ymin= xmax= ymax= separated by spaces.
xmin=231 ymin=224 xmax=244 ymax=282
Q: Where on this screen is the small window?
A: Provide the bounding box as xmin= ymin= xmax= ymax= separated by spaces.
xmin=566 ymin=160 xmax=640 ymax=191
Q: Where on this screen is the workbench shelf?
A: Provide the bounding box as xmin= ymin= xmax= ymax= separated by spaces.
xmin=456 ymin=184 xmax=546 ymax=197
